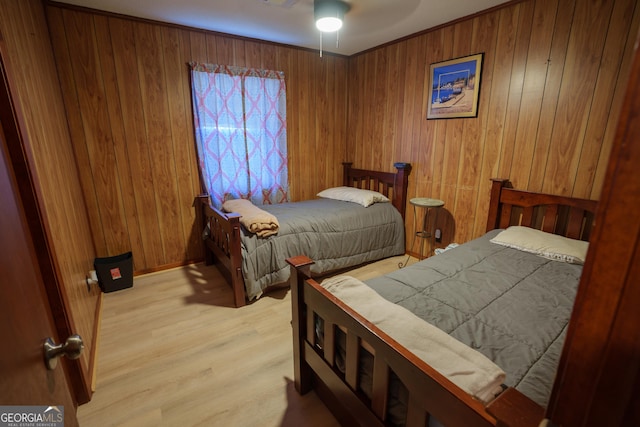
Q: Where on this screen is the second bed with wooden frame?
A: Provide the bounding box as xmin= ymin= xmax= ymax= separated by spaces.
xmin=287 ymin=178 xmax=598 ymax=427
xmin=194 ymin=162 xmax=412 ymax=307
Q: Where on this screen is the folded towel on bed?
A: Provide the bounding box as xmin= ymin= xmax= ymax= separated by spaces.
xmin=321 ymin=275 xmax=506 ymax=405
xmin=222 ymin=199 xmax=280 ymax=238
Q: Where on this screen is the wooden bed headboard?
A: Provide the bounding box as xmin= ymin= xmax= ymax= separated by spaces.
xmin=342 ymin=162 xmax=412 ymax=219
xmin=486 ymin=178 xmax=599 ymax=242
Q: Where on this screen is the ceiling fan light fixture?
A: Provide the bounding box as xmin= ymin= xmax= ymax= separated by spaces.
xmin=314 ymin=0 xmax=350 ymax=33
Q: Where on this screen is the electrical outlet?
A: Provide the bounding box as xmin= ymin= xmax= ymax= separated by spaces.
xmin=435 ymin=228 xmax=442 ymax=243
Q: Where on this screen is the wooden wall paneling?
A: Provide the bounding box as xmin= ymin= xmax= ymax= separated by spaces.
xmin=399 ymin=37 xmax=418 ymax=176
xmin=276 ymin=46 xmax=294 ymax=193
xmin=541 ymin=0 xmax=614 ymax=196
xmin=418 ymin=31 xmax=444 ymax=202
xmin=496 ymin=0 xmax=534 ymax=184
xmin=381 ymin=45 xmax=399 ymax=171
xmin=509 ymin=0 xmax=558 ymax=190
xmin=209 ymin=34 xmax=221 ymax=65
xmin=136 ymin=22 xmax=184 ymax=265
xmin=161 ymin=26 xmax=201 ymax=261
xmin=365 ymin=52 xmax=381 ymax=167
xmin=573 ymin=0 xmax=637 ymax=198
xmin=388 ymin=43 xmax=404 ymax=167
xmin=355 ymin=53 xmax=368 ymax=167
xmin=214 ymin=34 xmax=232 ymax=64
xmin=414 ymin=33 xmax=436 ymax=242
xmin=93 ymin=14 xmax=146 ymax=266
xmin=46 ymin=7 xmax=106 ymax=257
xmin=294 ymin=48 xmax=307 ymax=200
xmin=65 ymin=10 xmax=129 ymax=255
xmin=320 ymin=55 xmax=333 ymax=188
xmin=430 ymin=27 xmax=453 ymax=204
xmin=232 ymin=39 xmax=247 ymax=67
xmin=183 ymin=29 xmax=205 ymax=256
xmin=372 ymin=49 xmax=388 ymax=170
xmin=189 ymin=31 xmax=207 ymax=64
xmin=591 ymin=2 xmax=640 ymax=199
xmin=109 ymin=17 xmax=164 ymax=270
xmin=345 ymin=54 xmax=361 ymax=164
xmin=315 ymin=54 xmax=330 ymax=191
xmin=327 ymin=54 xmax=346 ymax=191
xmin=353 ymin=54 xmax=369 ymax=167
xmin=430 ymin=27 xmax=457 ymax=243
xmin=308 ymin=51 xmax=321 ymax=195
xmin=294 ymin=49 xmax=311 ymax=200
xmin=181 ymin=30 xmax=207 ymax=257
xmin=187 ymin=31 xmax=207 ymax=204
xmin=246 ymin=40 xmax=264 ymax=69
xmin=439 ymin=17 xmax=473 ymax=242
xmin=472 ymin=6 xmax=520 ymax=237
xmin=461 ymin=12 xmax=498 ymax=241
xmin=391 ymin=42 xmax=408 ymax=169
xmin=389 ymin=36 xmax=420 ymax=241
xmin=334 ymin=56 xmax=348 ymax=186
xmin=262 ymin=43 xmax=277 ymax=71
xmin=527 ymin=0 xmax=575 ymax=194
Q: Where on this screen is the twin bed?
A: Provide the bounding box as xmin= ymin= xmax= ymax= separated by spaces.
xmin=194 ymin=162 xmax=411 ymax=307
xmin=287 ymin=178 xmax=598 ymax=427
xmin=194 ymin=162 xmax=599 ymax=425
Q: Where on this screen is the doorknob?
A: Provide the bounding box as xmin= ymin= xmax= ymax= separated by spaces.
xmin=43 ymin=334 xmax=84 ymax=370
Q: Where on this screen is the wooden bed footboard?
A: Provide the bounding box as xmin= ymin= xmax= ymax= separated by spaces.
xmin=194 ymin=162 xmax=412 ymax=308
xmin=194 ymin=194 xmax=245 ymax=307
xmin=286 ymin=256 xmax=544 ymax=427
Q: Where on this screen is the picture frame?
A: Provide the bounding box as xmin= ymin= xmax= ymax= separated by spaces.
xmin=427 ymin=53 xmax=484 ymax=119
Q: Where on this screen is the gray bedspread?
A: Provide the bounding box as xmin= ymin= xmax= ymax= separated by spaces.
xmin=364 ymin=229 xmax=582 ymax=407
xmin=241 ymin=198 xmax=405 ymax=300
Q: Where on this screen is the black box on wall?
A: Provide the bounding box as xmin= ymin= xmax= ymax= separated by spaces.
xmin=94 ymin=252 xmax=133 ymax=293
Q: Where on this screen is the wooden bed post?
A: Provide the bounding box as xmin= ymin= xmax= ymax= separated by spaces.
xmin=342 ymin=162 xmax=353 ymax=186
xmin=287 ymin=255 xmax=315 ymax=395
xmin=486 ymin=179 xmax=509 ymax=232
xmin=393 ymin=162 xmax=411 ymax=219
xmin=194 ymin=194 xmax=214 ymax=265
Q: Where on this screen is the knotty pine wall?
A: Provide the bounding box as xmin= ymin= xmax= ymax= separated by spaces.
xmin=0 ymin=0 xmax=99 ymax=397
xmin=46 ymin=4 xmax=348 ymax=273
xmin=46 ymin=0 xmax=638 ymax=272
xmin=348 ymin=0 xmax=639 ymax=247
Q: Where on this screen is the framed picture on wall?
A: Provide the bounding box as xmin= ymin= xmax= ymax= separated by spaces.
xmin=427 ymin=53 xmax=484 ymax=119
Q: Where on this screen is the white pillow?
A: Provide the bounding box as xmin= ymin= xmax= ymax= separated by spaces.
xmin=317 ymin=186 xmax=390 ymax=207
xmin=490 ymin=226 xmax=589 ymax=264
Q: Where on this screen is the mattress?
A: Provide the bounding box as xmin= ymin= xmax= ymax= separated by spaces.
xmin=240 ymin=198 xmax=405 ymax=300
xmin=363 ymin=229 xmax=582 ymax=407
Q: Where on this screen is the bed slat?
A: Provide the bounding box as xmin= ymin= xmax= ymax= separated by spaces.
xmin=305 ymin=342 xmax=385 ymax=427
xmin=371 ymin=355 xmax=390 ymax=421
xmin=406 ymin=395 xmax=429 ymax=427
xmin=542 ymin=205 xmax=558 ymax=233
xmin=521 ymin=206 xmax=534 ymax=227
xmin=566 ymin=208 xmax=585 ymax=239
xmin=324 ymin=320 xmax=336 ymax=367
xmin=345 ymin=332 xmax=359 ymax=390
xmin=307 ymin=310 xmax=315 ymax=345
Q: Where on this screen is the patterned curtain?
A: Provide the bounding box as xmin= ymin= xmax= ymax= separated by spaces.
xmin=189 ymin=63 xmax=289 ymax=207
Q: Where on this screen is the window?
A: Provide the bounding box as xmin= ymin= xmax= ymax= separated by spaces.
xmin=189 ymin=63 xmax=289 ymax=207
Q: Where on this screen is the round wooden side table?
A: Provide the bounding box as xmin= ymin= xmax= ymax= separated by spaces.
xmin=409 ymin=197 xmax=445 ymax=259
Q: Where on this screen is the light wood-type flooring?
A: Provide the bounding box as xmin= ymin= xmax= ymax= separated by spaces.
xmin=77 ymin=255 xmax=416 ymax=426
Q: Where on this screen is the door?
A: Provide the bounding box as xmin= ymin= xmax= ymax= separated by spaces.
xmin=0 ymin=98 xmax=78 ymax=426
